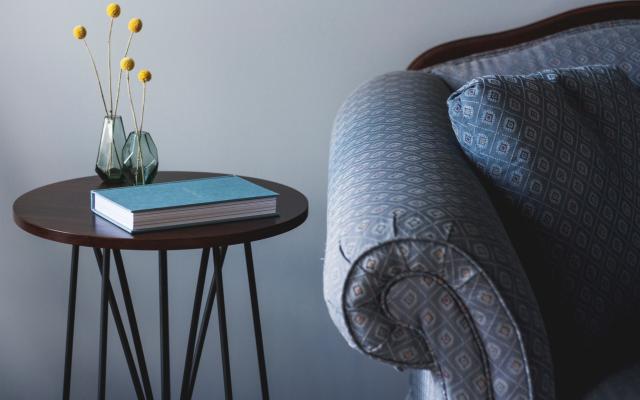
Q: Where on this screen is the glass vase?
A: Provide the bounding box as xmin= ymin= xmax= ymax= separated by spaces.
xmin=95 ymin=115 xmax=127 ymax=183
xmin=122 ymin=131 xmax=159 ymax=185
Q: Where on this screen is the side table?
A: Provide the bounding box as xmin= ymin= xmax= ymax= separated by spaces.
xmin=12 ymin=171 xmax=308 ymax=400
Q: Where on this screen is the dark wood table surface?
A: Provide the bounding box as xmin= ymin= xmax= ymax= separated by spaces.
xmin=13 ymin=171 xmax=309 ymax=250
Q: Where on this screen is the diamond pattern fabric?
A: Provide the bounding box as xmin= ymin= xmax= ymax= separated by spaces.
xmin=426 ymin=20 xmax=640 ymax=90
xmin=447 ymin=65 xmax=640 ymax=397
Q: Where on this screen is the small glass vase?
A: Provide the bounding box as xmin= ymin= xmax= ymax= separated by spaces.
xmin=95 ymin=115 xmax=127 ymax=183
xmin=122 ymin=131 xmax=159 ymax=185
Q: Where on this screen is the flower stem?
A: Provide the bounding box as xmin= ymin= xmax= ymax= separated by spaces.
xmin=126 ymin=72 xmax=140 ymax=134
xmin=137 ymin=84 xmax=147 ymax=184
xmin=127 ymin=73 xmax=145 ymax=184
xmin=114 ymin=32 xmax=134 ymax=116
xmin=107 ymin=18 xmax=114 ymax=116
xmin=136 ymin=131 xmax=144 ymax=185
xmin=137 ymin=82 xmax=147 ymax=185
xmin=83 ymin=40 xmax=109 ymax=116
xmin=107 ymin=117 xmax=113 ymax=175
xmin=140 ymin=83 xmax=147 ymax=134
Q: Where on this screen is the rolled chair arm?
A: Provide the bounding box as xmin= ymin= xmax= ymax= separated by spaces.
xmin=324 ymin=71 xmax=555 ymax=399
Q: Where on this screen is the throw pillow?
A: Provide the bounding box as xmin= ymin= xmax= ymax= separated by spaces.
xmin=447 ymin=65 xmax=640 ymax=394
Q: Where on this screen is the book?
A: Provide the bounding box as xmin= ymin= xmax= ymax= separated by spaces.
xmin=91 ymin=176 xmax=279 ymax=233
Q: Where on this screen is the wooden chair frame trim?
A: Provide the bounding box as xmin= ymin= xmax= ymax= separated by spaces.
xmin=408 ymin=1 xmax=640 ymax=70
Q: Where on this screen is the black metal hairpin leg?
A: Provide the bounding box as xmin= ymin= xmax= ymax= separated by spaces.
xmin=64 ymin=244 xmax=270 ymax=400
xmin=244 ymin=243 xmax=269 ymax=400
xmin=213 ymin=246 xmax=233 ymax=400
xmin=180 ymin=249 xmax=210 ymax=400
xmin=159 ymin=250 xmax=170 ymax=400
xmin=93 ymin=249 xmax=145 ymax=400
xmin=187 ymin=246 xmax=227 ymax=396
xmin=97 ymin=248 xmax=111 ymax=400
xmin=66 ymin=243 xmax=267 ymax=400
xmin=113 ymin=250 xmax=154 ymax=400
xmin=62 ymin=245 xmax=79 ymax=400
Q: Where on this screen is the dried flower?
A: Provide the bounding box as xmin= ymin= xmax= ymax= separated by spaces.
xmin=115 ymin=19 xmax=141 ymax=115
xmin=106 ymin=3 xmax=121 ymax=18
xmin=128 ymin=18 xmax=143 ymax=33
xmin=138 ymin=69 xmax=152 ymax=83
xmin=120 ymin=57 xmax=135 ymax=71
xmin=74 ymin=25 xmax=108 ymax=115
xmin=73 ymin=25 xmax=87 ymax=40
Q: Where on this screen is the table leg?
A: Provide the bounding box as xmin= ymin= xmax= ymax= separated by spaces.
xmin=63 ymin=245 xmax=268 ymax=400
xmin=113 ymin=250 xmax=154 ymax=400
xmin=68 ymin=244 xmax=269 ymax=400
xmin=187 ymin=246 xmax=227 ymax=397
xmin=244 ymin=243 xmax=270 ymax=400
xmin=213 ymin=246 xmax=233 ymax=400
xmin=159 ymin=250 xmax=170 ymax=400
xmin=93 ymin=249 xmax=146 ymax=400
xmin=180 ymin=248 xmax=210 ymax=400
xmin=62 ymin=245 xmax=79 ymax=400
xmin=98 ymin=248 xmax=111 ymax=400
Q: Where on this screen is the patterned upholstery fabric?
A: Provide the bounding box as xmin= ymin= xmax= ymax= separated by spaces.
xmin=324 ymin=71 xmax=554 ymax=399
xmin=426 ymin=20 xmax=640 ymax=90
xmin=447 ymin=65 xmax=640 ymax=397
xmin=326 ymin=19 xmax=640 ymax=400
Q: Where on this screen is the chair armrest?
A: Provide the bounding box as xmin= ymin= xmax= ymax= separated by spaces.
xmin=324 ymin=71 xmax=555 ymax=399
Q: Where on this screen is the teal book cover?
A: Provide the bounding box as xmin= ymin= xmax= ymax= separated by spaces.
xmin=91 ymin=175 xmax=279 ymax=212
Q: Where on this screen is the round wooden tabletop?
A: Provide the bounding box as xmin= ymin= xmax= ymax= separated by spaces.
xmin=13 ymin=171 xmax=308 ymax=250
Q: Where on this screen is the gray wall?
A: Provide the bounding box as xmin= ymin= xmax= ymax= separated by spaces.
xmin=0 ymin=0 xmax=602 ymax=398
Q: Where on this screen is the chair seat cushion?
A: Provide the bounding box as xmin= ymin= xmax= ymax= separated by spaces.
xmin=446 ymin=65 xmax=640 ymax=396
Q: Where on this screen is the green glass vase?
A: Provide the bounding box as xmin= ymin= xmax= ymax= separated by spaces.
xmin=122 ymin=131 xmax=159 ymax=185
xmin=95 ymin=115 xmax=127 ymax=183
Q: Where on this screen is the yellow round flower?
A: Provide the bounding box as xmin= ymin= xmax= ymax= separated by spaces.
xmin=120 ymin=57 xmax=135 ymax=71
xmin=138 ymin=69 xmax=152 ymax=83
xmin=106 ymin=3 xmax=121 ymax=18
xmin=72 ymin=25 xmax=87 ymax=40
xmin=128 ymin=18 xmax=143 ymax=33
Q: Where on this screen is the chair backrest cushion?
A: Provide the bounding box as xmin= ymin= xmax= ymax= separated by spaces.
xmin=426 ymin=20 xmax=640 ymax=90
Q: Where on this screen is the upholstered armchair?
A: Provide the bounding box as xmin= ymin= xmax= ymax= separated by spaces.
xmin=324 ymin=3 xmax=640 ymax=399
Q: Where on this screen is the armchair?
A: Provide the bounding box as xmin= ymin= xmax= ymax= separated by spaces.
xmin=324 ymin=2 xmax=640 ymax=399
